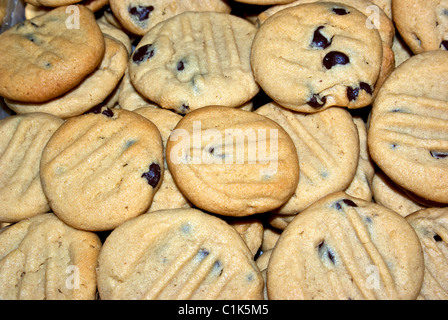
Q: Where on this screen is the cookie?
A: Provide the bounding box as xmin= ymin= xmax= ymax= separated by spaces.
xmin=0 ymin=113 xmax=64 ymax=223
xmin=134 ymin=107 xmax=192 ymax=212
xmin=5 ymin=35 xmax=128 ymax=119
xmin=0 ymin=5 xmax=105 ymax=103
xmin=255 ymin=102 xmax=359 ymax=215
xmin=109 ymin=0 xmax=231 ymax=36
xmin=344 ymin=116 xmax=375 ymax=202
xmin=370 ymin=0 xmax=392 ymax=19
xmin=40 ymin=107 xmax=164 ymax=231
xmin=227 ymin=217 xmax=264 ymax=257
xmin=392 ymin=0 xmax=448 ymax=54
xmin=251 ymin=2 xmax=383 ymax=113
xmin=25 ymin=0 xmax=109 ymax=19
xmin=260 ymin=225 xmax=281 ymax=252
xmin=267 ymin=191 xmax=425 ymax=300
xmin=392 ymin=33 xmax=413 ymax=68
xmin=166 ymin=106 xmax=300 ymax=217
xmin=118 ymin=69 xmax=160 ymax=111
xmin=97 ymin=208 xmax=264 ymax=299
xmin=406 ymin=207 xmax=448 ymax=300
xmin=25 ymin=0 xmax=83 ymax=7
xmin=371 ymin=170 xmax=424 ymax=218
xmin=97 ymin=18 xmax=132 ymax=55
xmin=129 ymin=11 xmax=259 ymax=114
xmin=368 ymin=50 xmax=448 ymax=204
xmin=0 ymin=213 xmax=101 ymax=300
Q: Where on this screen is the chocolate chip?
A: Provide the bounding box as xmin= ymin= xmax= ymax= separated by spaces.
xmin=85 ymin=105 xmax=114 ymax=117
xmin=180 ymin=104 xmax=190 ymax=114
xmin=347 ymin=86 xmax=359 ymax=102
xmin=25 ymin=34 xmax=36 ymax=43
xmin=430 ymin=151 xmax=448 ymax=159
xmin=317 ymin=240 xmax=336 ymax=265
xmin=177 ymin=60 xmax=185 ymax=71
xmin=307 ymin=94 xmax=327 ymax=109
xmin=213 ymin=260 xmax=223 ymax=276
xmin=359 ymin=82 xmax=373 ymax=95
xmin=311 ymin=26 xmax=332 ymax=49
xmin=434 ymin=234 xmax=443 ymax=242
xmin=332 ymin=7 xmax=349 ymax=15
xmin=128 ymin=5 xmax=154 ymax=21
xmin=441 ymin=41 xmax=448 ymax=50
xmin=132 ymin=44 xmax=155 ymax=64
xmin=141 ymin=163 xmax=161 ymax=188
xmin=342 ymin=199 xmax=358 ymax=207
xmin=323 ymin=51 xmax=350 ymax=69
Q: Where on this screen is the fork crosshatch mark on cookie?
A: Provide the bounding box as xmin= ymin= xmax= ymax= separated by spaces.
xmin=40 ymin=108 xmax=164 ymax=231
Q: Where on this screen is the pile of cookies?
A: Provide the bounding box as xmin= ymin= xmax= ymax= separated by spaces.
xmin=0 ymin=0 xmax=447 ymax=300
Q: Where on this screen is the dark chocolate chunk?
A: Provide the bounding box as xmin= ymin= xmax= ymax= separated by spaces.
xmin=434 ymin=234 xmax=443 ymax=242
xmin=441 ymin=40 xmax=448 ymax=50
xmin=347 ymin=86 xmax=359 ymax=102
xmin=307 ymin=94 xmax=327 ymax=109
xmin=332 ymin=7 xmax=349 ymax=15
xmin=128 ymin=5 xmax=154 ymax=21
xmin=311 ymin=26 xmax=332 ymax=49
xmin=197 ymin=248 xmax=210 ymax=261
xmin=359 ymin=82 xmax=373 ymax=95
xmin=430 ymin=151 xmax=448 ymax=159
xmin=141 ymin=163 xmax=161 ymax=188
xmin=342 ymin=199 xmax=358 ymax=207
xmin=177 ymin=60 xmax=185 ymax=71
xmin=323 ymin=51 xmax=350 ymax=69
xmin=132 ymin=44 xmax=155 ymax=64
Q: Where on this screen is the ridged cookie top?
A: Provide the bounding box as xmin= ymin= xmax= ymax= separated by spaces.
xmin=0 ymin=213 xmax=101 ymax=300
xmin=97 ymin=208 xmax=264 ymax=300
xmin=256 ymin=102 xmax=359 ymax=214
xmin=251 ymin=2 xmax=383 ymax=112
xmin=267 ymin=191 xmax=425 ymax=300
xmin=166 ymin=106 xmax=300 ymax=216
xmin=368 ymin=50 xmax=448 ymax=204
xmin=0 ymin=5 xmax=105 ymax=103
xmin=109 ymin=0 xmax=231 ymax=36
xmin=0 ymin=113 xmax=64 ymax=223
xmin=40 ymin=107 xmax=164 ymax=231
xmin=406 ymin=207 xmax=448 ymax=300
xmin=129 ymin=11 xmax=259 ymax=114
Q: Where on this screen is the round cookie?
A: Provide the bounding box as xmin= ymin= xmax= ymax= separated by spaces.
xmin=5 ymin=36 xmax=128 ymax=119
xmin=255 ymin=102 xmax=359 ymax=215
xmin=166 ymin=106 xmax=300 ymax=217
xmin=0 ymin=5 xmax=105 ymax=103
xmin=368 ymin=50 xmax=448 ymax=204
xmin=134 ymin=107 xmax=192 ymax=212
xmin=251 ymin=2 xmax=383 ymax=113
xmin=0 ymin=113 xmax=64 ymax=223
xmin=406 ymin=207 xmax=448 ymax=300
xmin=129 ymin=11 xmax=259 ymax=114
xmin=109 ymin=0 xmax=231 ymax=36
xmin=0 ymin=213 xmax=101 ymax=300
xmin=267 ymin=191 xmax=425 ymax=300
xmin=40 ymin=107 xmax=164 ymax=231
xmin=97 ymin=208 xmax=264 ymax=300
xmin=118 ymin=69 xmax=161 ymax=111
xmin=392 ymin=0 xmax=448 ymax=54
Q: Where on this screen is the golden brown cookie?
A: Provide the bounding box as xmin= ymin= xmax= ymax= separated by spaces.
xmin=166 ymin=106 xmax=300 ymax=217
xmin=0 ymin=5 xmax=105 ymax=103
xmin=267 ymin=191 xmax=425 ymax=299
xmin=0 ymin=213 xmax=101 ymax=300
xmin=406 ymin=207 xmax=448 ymax=300
xmin=40 ymin=107 xmax=164 ymax=231
xmin=97 ymin=208 xmax=264 ymax=299
xmin=0 ymin=113 xmax=64 ymax=223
